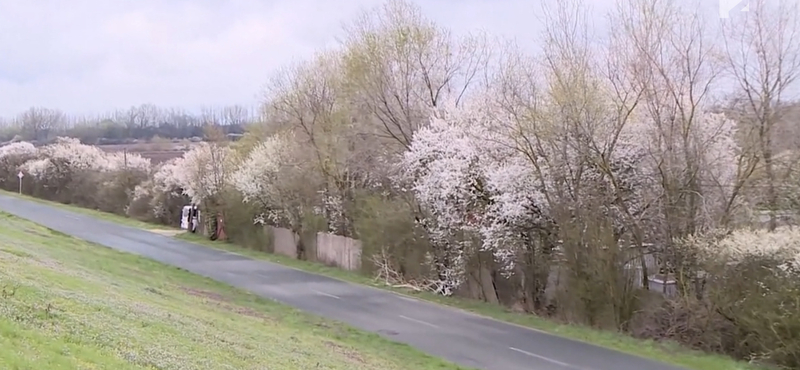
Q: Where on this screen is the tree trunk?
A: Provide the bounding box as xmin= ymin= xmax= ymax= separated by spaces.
xmin=478 ymin=263 xmax=499 ymax=304
xmin=764 ymin=144 xmax=778 ymax=231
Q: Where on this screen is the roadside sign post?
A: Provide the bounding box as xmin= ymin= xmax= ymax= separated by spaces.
xmin=17 ymin=171 xmax=23 ymax=194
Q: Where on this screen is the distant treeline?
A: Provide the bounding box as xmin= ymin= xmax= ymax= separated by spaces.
xmin=0 ymin=104 xmax=253 ymax=144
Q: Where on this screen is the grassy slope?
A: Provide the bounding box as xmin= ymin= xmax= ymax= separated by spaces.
xmin=0 ymin=212 xmax=470 ymax=370
xmin=0 ymin=191 xmax=760 ymax=370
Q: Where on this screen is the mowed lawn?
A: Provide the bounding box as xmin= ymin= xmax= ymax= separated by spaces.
xmin=0 ymin=212 xmax=470 ymax=370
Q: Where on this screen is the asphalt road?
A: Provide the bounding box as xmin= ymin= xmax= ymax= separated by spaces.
xmin=0 ymin=194 xmax=688 ymax=370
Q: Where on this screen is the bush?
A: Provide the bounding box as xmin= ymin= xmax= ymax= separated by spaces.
xmin=705 ymin=256 xmax=800 ymax=367
xmin=218 ymin=190 xmax=271 ymax=251
xmin=352 ymin=192 xmax=431 ymax=277
xmin=632 ymin=230 xmax=800 ymax=368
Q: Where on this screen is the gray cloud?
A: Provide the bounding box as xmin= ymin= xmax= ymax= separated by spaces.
xmin=0 ymin=0 xmax=730 ymax=117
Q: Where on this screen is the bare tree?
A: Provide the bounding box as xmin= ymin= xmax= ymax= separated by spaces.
xmin=612 ymin=0 xmax=735 ymax=240
xmin=132 ymin=104 xmax=161 ymax=129
xmin=340 ymin=0 xmax=490 ymax=150
xmin=200 ymin=107 xmax=222 ymax=126
xmin=163 ymin=108 xmax=197 ymax=136
xmin=522 ymin=0 xmax=649 ymax=325
xmin=722 ymin=0 xmax=800 ymax=231
xmin=264 ymin=51 xmax=359 ymax=236
xmin=18 ymin=107 xmax=66 ymax=142
xmin=221 ymin=105 xmax=251 ymax=126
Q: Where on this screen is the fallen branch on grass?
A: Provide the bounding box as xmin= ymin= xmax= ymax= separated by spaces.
xmin=371 ymin=248 xmax=454 ymax=296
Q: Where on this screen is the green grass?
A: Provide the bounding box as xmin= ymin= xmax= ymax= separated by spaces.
xmin=0 ymin=212 xmax=472 ymax=370
xmin=176 ymin=234 xmax=761 ymax=370
xmin=0 ymin=190 xmax=763 ymax=370
xmin=0 ymin=191 xmax=172 ymax=230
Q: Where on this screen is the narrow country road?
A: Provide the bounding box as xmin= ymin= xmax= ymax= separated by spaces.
xmin=0 ymin=194 xmax=687 ymax=370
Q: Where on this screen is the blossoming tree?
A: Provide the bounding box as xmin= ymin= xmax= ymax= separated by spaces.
xmin=179 ymin=142 xmax=235 ymax=206
xmin=401 ymin=102 xmax=555 ymax=296
xmin=229 ymin=130 xmax=315 ymax=229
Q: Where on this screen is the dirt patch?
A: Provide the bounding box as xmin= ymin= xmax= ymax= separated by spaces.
xmin=148 ymin=229 xmax=185 ymax=237
xmin=180 ymin=287 xmax=271 ymax=320
xmin=182 ymin=287 xmax=226 ymax=301
xmin=324 ymin=341 xmax=366 ymax=363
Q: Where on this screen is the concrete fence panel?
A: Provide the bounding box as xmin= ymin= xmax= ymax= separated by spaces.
xmin=315 ymin=232 xmax=362 ymax=271
xmin=271 ymin=227 xmax=299 ymax=258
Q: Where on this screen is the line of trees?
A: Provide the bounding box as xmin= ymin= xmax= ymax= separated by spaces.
xmin=0 ymin=0 xmax=799 ymax=368
xmin=0 ymin=104 xmax=254 ymax=144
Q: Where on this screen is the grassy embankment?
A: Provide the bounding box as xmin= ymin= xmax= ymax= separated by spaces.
xmin=0 ymin=190 xmax=762 ymax=370
xmin=0 ymin=211 xmax=470 ymax=369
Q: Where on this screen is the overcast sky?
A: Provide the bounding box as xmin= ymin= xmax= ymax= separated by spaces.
xmin=0 ymin=0 xmax=733 ymax=117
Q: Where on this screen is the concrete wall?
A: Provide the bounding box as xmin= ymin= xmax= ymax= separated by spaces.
xmin=315 ymin=232 xmax=362 ymax=271
xmin=263 ymin=229 xmax=675 ymax=295
xmin=262 ymin=226 xmax=362 ymax=271
xmin=271 ymin=227 xmax=299 ymax=258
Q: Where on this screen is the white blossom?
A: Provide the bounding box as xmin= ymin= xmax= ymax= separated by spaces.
xmin=139 ymin=158 xmax=191 ymax=218
xmin=230 ymin=131 xmax=298 ymax=224
xmin=39 ymin=137 xmax=109 ymax=172
xmin=16 ymin=137 xmax=152 ymax=180
xmin=230 ymin=133 xmax=294 ymax=204
xmin=152 ymin=158 xmax=186 ymax=196
xmin=104 ymin=151 xmax=152 ymax=173
xmin=132 ymin=180 xmax=153 ymax=202
xmin=20 ymin=158 xmax=53 ymax=179
xmin=401 ymin=104 xmax=553 ymax=289
xmin=177 ymin=142 xmax=235 ymax=204
xmin=0 ymin=141 xmax=37 ymax=159
xmin=700 ymin=227 xmax=800 ymax=271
